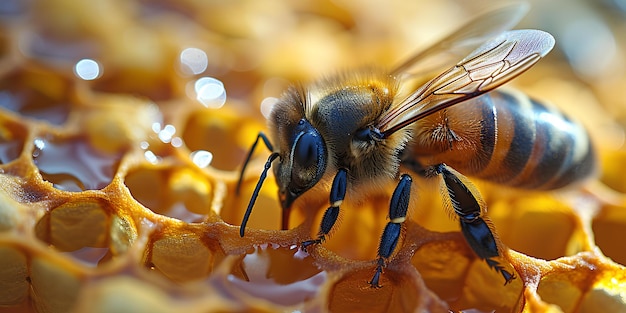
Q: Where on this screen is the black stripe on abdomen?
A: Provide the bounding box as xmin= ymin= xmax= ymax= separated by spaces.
xmin=497 ymin=91 xmax=536 ymax=182
xmin=522 ymin=99 xmax=574 ymax=188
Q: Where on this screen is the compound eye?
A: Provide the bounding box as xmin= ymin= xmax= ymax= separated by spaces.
xmin=277 ymin=118 xmax=328 ymax=209
xmin=291 ymin=132 xmax=325 ymax=191
xmin=294 ymin=133 xmax=318 ymax=169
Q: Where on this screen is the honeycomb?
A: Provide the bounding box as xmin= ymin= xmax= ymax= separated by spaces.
xmin=1 ymin=1 xmax=626 ymax=312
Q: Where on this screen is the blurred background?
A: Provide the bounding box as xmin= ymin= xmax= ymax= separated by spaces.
xmin=2 ymin=0 xmax=625 ymax=150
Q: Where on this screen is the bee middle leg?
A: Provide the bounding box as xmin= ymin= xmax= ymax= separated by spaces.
xmin=369 ymin=174 xmax=412 ymax=288
xmin=301 ymin=168 xmax=348 ymax=250
xmin=434 ymin=164 xmax=516 ymax=284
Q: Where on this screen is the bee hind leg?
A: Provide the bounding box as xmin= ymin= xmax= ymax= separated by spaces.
xmin=301 ymin=169 xmax=347 ymax=251
xmin=369 ymin=174 xmax=412 ymax=288
xmin=435 ymin=164 xmax=516 ymax=285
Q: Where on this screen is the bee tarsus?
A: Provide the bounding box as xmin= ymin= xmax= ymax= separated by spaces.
xmin=369 ymin=174 xmax=412 ymax=287
xmin=301 ymin=169 xmax=347 ymax=252
xmin=369 ymin=258 xmax=386 ymax=288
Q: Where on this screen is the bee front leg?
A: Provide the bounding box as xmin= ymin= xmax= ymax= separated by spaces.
xmin=369 ymin=174 xmax=412 ymax=288
xmin=435 ymin=164 xmax=516 ymax=284
xmin=301 ymin=168 xmax=348 ymax=251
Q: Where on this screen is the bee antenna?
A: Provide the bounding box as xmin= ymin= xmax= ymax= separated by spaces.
xmin=236 ymin=132 xmax=274 ymax=195
xmin=240 ymin=152 xmax=280 ymax=237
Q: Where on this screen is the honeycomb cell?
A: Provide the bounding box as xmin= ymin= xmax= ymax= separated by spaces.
xmin=35 ymin=198 xmax=110 ymax=253
xmin=0 ymin=67 xmax=72 ymax=125
xmin=32 ymin=136 xmax=121 ymax=191
xmin=0 ymin=116 xmax=27 ymax=165
xmin=579 ymin=279 xmax=626 ymax=313
xmin=125 ymin=166 xmax=213 ymax=222
xmin=48 ymin=211 xmax=135 ymax=267
xmin=411 ymin=238 xmax=472 ymax=303
xmin=168 ymin=168 xmax=214 ymax=216
xmin=227 ymin=245 xmax=325 ymax=307
xmin=125 ymin=167 xmax=167 ymax=212
xmin=591 ymin=204 xmax=626 ymax=266
xmin=536 ymin=271 xmax=585 ymax=313
xmin=0 ymin=245 xmax=29 ymax=306
xmin=147 ymin=228 xmax=223 ymax=282
xmin=248 ymin=245 xmax=320 ymax=283
xmin=30 ymin=256 xmax=82 ymax=313
xmin=328 ymin=266 xmax=447 ymax=313
xmin=490 ymin=195 xmax=578 ymax=260
xmin=454 ymin=259 xmax=523 ymax=312
xmin=535 ymin=253 xmax=626 ymax=312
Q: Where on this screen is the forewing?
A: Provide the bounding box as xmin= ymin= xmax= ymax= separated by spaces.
xmin=380 ymin=29 xmax=555 ymax=136
xmin=391 ymin=2 xmax=529 ymax=77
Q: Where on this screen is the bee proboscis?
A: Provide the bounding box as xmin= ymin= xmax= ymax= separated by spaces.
xmin=236 ymin=3 xmax=596 ymax=287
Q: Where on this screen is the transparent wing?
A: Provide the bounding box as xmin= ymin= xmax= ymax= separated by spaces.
xmin=391 ymin=2 xmax=530 ymax=77
xmin=379 ymin=29 xmax=555 ymax=136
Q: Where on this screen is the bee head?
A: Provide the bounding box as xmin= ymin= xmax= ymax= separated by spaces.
xmin=275 ymin=118 xmax=327 ymax=209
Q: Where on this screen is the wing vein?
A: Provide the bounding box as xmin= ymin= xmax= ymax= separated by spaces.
xmin=379 ymin=29 xmax=555 ymax=138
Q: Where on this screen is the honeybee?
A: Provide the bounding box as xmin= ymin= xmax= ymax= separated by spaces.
xmin=236 ymin=4 xmax=596 ymax=287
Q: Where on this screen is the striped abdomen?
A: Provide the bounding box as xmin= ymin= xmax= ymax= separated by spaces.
xmin=410 ymin=89 xmax=596 ymax=190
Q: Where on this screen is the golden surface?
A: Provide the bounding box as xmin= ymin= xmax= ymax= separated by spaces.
xmin=0 ymin=1 xmax=625 ymax=312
